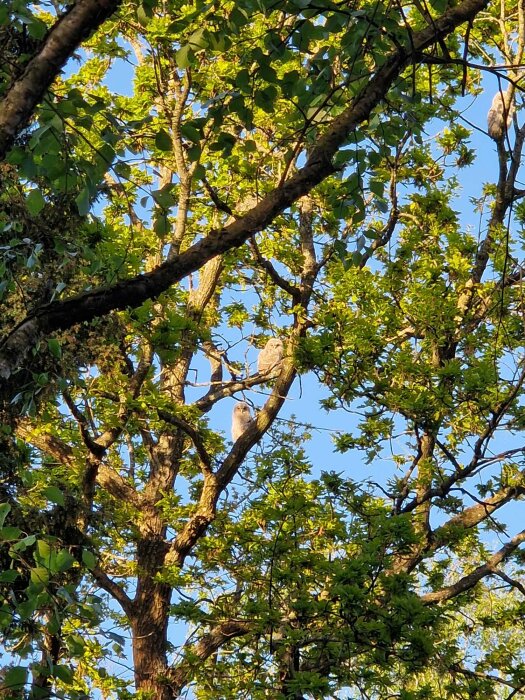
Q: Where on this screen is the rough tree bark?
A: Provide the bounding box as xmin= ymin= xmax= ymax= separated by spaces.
xmin=0 ymin=0 xmax=121 ymax=158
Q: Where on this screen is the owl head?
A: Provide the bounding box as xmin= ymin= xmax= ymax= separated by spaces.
xmin=234 ymin=402 xmax=251 ymax=417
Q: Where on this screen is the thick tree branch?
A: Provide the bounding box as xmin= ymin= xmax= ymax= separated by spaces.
xmin=392 ymin=481 xmax=525 ymax=574
xmin=433 ymin=482 xmax=524 ymax=536
xmin=168 ymin=620 xmax=253 ymax=696
xmin=96 ymin=464 xmax=142 ymax=508
xmin=17 ymin=419 xmax=142 ymax=506
xmin=421 ymin=529 xmax=525 ymax=603
xmin=0 ymin=0 xmax=490 ymax=383
xmin=16 ymin=421 xmax=75 ymax=467
xmin=0 ymin=0 xmax=121 ymax=158
xmin=91 ymin=565 xmax=134 ymax=616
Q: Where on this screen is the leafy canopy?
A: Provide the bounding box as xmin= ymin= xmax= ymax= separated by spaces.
xmin=1 ymin=0 xmax=525 ymax=698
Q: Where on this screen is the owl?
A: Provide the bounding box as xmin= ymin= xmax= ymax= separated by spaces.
xmin=231 ymin=402 xmax=252 ymax=441
xmin=257 ymin=338 xmax=284 ymax=375
xmin=487 ymin=91 xmax=513 ymax=141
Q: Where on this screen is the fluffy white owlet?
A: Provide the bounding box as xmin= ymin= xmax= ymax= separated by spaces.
xmin=487 ymin=91 xmax=514 ymax=141
xmin=231 ymin=402 xmax=252 ymax=441
xmin=257 ymin=338 xmax=284 ymax=375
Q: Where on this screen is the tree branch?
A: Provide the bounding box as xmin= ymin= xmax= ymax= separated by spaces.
xmin=168 ymin=620 xmax=252 ymax=696
xmin=0 ymin=0 xmax=490 ymax=383
xmin=249 ymin=238 xmax=300 ymax=299
xmin=16 ymin=421 xmax=75 ymax=467
xmin=169 ymin=357 xmax=298 ymax=566
xmin=0 ymin=0 xmax=121 ymax=158
xmin=96 ymin=464 xmax=142 ymax=508
xmin=493 ymin=568 xmax=525 ymax=596
xmin=156 ymin=407 xmax=212 ymax=473
xmin=91 ymin=565 xmax=134 ymax=616
xmin=195 ymin=371 xmax=281 ymax=413
xmin=421 ymin=529 xmax=525 ymax=603
xmin=392 ymin=480 xmax=525 ymax=575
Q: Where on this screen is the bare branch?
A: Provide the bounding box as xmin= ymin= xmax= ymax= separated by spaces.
xmin=91 ymin=565 xmax=134 ymax=616
xmin=493 ymin=568 xmax=525 ymax=596
xmin=156 ymin=407 xmax=212 ymax=473
xmin=195 ymin=371 xmax=280 ymax=413
xmin=449 ymin=663 xmax=521 ymax=691
xmin=249 ymin=239 xmax=300 ymax=298
xmin=63 ymin=390 xmax=106 ymax=458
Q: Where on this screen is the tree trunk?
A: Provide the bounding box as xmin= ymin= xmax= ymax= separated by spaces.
xmin=132 ymin=537 xmax=173 ymax=699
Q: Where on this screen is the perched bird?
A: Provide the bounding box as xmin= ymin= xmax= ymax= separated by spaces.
xmin=487 ymin=90 xmax=514 ymax=141
xmin=231 ymin=402 xmax=252 ymax=441
xmin=257 ymin=338 xmax=284 ymax=375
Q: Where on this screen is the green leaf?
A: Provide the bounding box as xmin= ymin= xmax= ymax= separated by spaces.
xmin=155 ymin=129 xmax=172 ymax=152
xmin=36 ymin=539 xmax=52 ymax=562
xmin=26 ymin=16 xmax=47 ymax=39
xmin=254 ymin=86 xmax=278 ymax=113
xmin=82 ymin=549 xmax=97 ymax=570
xmin=47 ymin=338 xmax=62 ymax=359
xmin=369 ymin=179 xmax=385 ymax=197
xmin=0 ymin=503 xmax=10 ymax=528
xmin=208 ymin=32 xmax=229 ymax=52
xmin=235 ymin=68 xmax=251 ymax=91
xmin=55 ymin=549 xmax=75 ymax=572
xmin=209 ymin=132 xmax=236 ymax=156
xmin=67 ymin=634 xmax=85 ymax=656
xmin=44 ymin=485 xmax=65 ymax=506
xmin=53 ymin=665 xmax=74 ymax=683
xmin=259 ymin=62 xmax=277 ymax=83
xmin=75 ymin=187 xmax=90 ymax=216
xmin=187 ymin=144 xmax=201 ymax=162
xmin=188 ymin=27 xmax=208 ymax=49
xmin=0 ymin=569 xmax=19 ymax=582
xmin=0 ymin=526 xmax=22 ymax=541
xmin=17 ymin=598 xmax=38 ymax=620
xmin=154 ymin=213 xmax=169 ymax=237
xmin=2 ymin=665 xmax=27 ymax=692
xmin=30 ymin=566 xmax=50 ymax=587
xmin=136 ymin=4 xmax=151 ymax=25
xmin=26 ymin=189 xmax=46 ymax=216
xmin=180 ymin=123 xmax=202 ymax=144
xmin=375 ymin=198 xmax=389 ymax=213
xmin=152 ymin=186 xmax=177 ymax=209
xmin=176 ymin=45 xmax=193 ymax=69
xmin=12 ymin=535 xmax=36 ymax=552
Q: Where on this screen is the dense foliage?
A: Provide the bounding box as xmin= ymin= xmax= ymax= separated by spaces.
xmin=1 ymin=0 xmax=525 ymax=697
